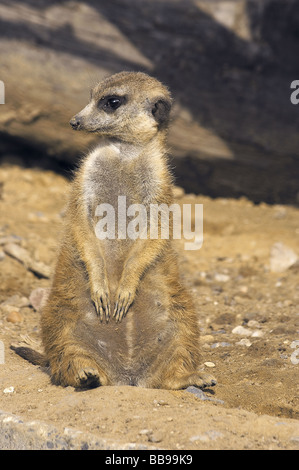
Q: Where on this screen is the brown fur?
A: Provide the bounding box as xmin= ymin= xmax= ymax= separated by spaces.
xmin=18 ymin=72 xmax=216 ymax=389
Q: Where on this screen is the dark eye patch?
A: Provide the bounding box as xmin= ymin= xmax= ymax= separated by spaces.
xmin=98 ymin=95 xmax=127 ymax=112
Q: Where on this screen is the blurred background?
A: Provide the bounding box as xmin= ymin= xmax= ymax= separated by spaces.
xmin=0 ymin=0 xmax=299 ymax=204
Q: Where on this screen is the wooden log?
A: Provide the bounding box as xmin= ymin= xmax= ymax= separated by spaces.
xmin=0 ymin=0 xmax=298 ymax=203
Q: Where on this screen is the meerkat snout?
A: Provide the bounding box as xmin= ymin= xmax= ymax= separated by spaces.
xmin=69 ymin=71 xmax=172 ymax=143
xmin=69 ymin=115 xmax=82 ymax=130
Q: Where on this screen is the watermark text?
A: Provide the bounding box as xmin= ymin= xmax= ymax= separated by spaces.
xmin=94 ymin=196 xmax=203 ymax=251
xmin=0 ymin=81 xmax=5 ymax=104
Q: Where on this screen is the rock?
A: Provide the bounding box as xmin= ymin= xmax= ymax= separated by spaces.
xmin=204 ymin=362 xmax=216 ymax=368
xmin=0 ymin=235 xmax=22 ymax=245
xmin=138 ymin=428 xmax=162 ymax=443
xmin=139 ymin=429 xmax=151 ymax=436
xmin=153 ymin=399 xmax=169 ymax=407
xmin=4 ymin=243 xmax=51 ymax=278
xmin=251 ymin=330 xmax=264 ymax=338
xmin=247 ymin=320 xmax=261 ymax=329
xmin=148 ymin=433 xmax=162 ymax=443
xmin=270 ymin=243 xmax=298 ymax=273
xmin=3 ymin=386 xmax=14 ymax=394
xmin=211 ymin=342 xmax=231 ymax=348
xmin=236 ymin=338 xmax=252 ymax=347
xmin=28 ymin=260 xmax=51 ymax=279
xmin=232 ymin=325 xmax=253 ymax=336
xmin=1 ymin=295 xmax=29 ymax=309
xmin=189 ymin=430 xmax=223 ymax=443
xmin=3 ymin=243 xmax=32 ymax=264
xmin=185 ymin=386 xmax=208 ymax=400
xmin=239 ymin=286 xmax=249 ymax=294
xmin=214 ymin=273 xmax=230 ymax=283
xmin=29 ymin=288 xmax=50 ymax=312
xmin=6 ymin=311 xmax=23 ymax=323
xmin=1 ymin=304 xmax=20 ymax=315
xmin=185 ymin=386 xmax=224 ymax=405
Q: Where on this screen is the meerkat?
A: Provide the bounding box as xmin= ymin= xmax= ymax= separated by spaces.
xmin=13 ymin=72 xmax=216 ymax=390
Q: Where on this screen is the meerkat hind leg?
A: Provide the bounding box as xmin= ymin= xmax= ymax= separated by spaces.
xmin=139 ymin=343 xmax=217 ymax=390
xmin=76 ymin=367 xmax=101 ymax=389
xmin=51 ymin=352 xmax=110 ymax=389
xmin=162 ymin=372 xmax=217 ymax=390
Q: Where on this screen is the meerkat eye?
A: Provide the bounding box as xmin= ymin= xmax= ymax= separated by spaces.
xmin=106 ymin=97 xmax=121 ymax=109
xmin=99 ymin=95 xmax=126 ymax=112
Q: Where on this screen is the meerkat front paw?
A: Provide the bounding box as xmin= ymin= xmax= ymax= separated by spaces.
xmin=91 ymin=288 xmax=111 ymax=323
xmin=113 ymin=286 xmax=136 ymax=322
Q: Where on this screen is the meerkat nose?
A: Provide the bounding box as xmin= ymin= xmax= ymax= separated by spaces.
xmin=70 ymin=115 xmax=82 ymax=130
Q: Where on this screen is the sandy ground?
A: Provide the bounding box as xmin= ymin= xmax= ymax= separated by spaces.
xmin=0 ymin=163 xmax=298 ymax=450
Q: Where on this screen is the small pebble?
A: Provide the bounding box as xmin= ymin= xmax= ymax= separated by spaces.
xmin=204 ymin=361 xmax=216 ymax=368
xmin=1 ymin=294 xmax=29 ymax=308
xmin=3 ymin=386 xmax=14 ymax=394
xmin=211 ymin=342 xmax=231 ymax=348
xmin=139 ymin=429 xmax=151 ymax=435
xmin=190 ymin=430 xmax=223 ymax=443
xmin=214 ymin=273 xmax=230 ymax=283
xmin=148 ymin=433 xmax=162 ymax=443
xmin=239 ymin=286 xmax=249 ymax=294
xmin=251 ymin=330 xmax=264 ymax=338
xmin=236 ymin=338 xmax=252 ymax=347
xmin=247 ymin=320 xmax=261 ymax=329
xmin=6 ymin=311 xmax=23 ymax=323
xmin=270 ymin=242 xmax=298 ymax=273
xmin=232 ymin=325 xmax=253 ymax=336
xmin=138 ymin=428 xmax=162 ymax=443
xmin=153 ymin=399 xmax=168 ymax=406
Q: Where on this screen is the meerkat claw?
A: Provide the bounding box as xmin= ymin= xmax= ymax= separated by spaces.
xmin=92 ymin=291 xmax=111 ymax=323
xmin=113 ymin=291 xmax=133 ymax=322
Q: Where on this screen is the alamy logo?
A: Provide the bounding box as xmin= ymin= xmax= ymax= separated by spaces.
xmin=290 ymin=80 xmax=299 ymax=105
xmin=0 ymin=81 xmax=5 ymax=104
xmin=94 ymin=196 xmax=203 ymax=251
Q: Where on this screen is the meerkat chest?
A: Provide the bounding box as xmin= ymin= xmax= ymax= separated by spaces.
xmin=83 ymin=143 xmax=161 ymax=212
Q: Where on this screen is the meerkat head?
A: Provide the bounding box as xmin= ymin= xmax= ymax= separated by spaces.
xmin=69 ymin=72 xmax=172 ymax=144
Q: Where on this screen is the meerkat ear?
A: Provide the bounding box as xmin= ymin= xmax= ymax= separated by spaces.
xmin=151 ymin=98 xmax=172 ymax=128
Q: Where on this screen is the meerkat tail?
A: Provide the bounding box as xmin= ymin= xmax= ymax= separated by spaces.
xmin=10 ymin=345 xmax=48 ymax=367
